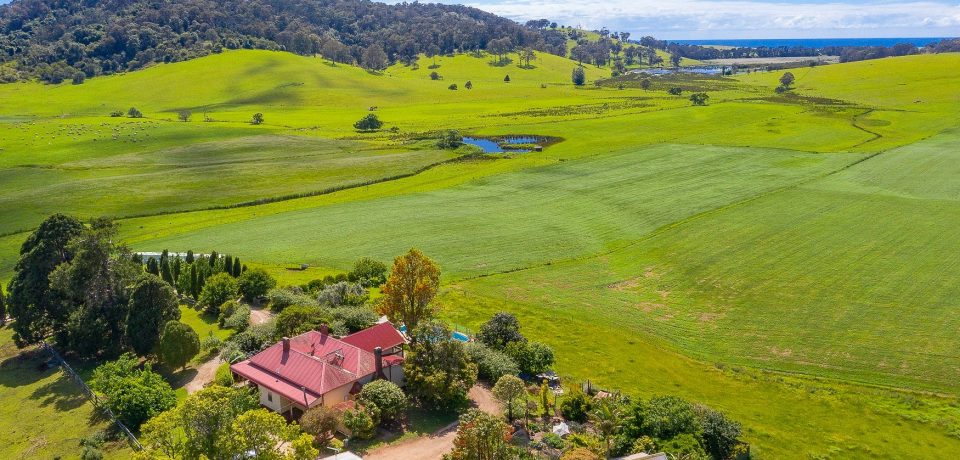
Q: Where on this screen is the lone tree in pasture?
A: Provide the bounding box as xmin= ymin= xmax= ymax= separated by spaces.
xmin=690 ymin=92 xmax=710 ymax=106
xmin=250 ymin=112 xmax=264 ymax=125
xmin=178 ymin=110 xmax=191 ymax=122
xmin=504 ymin=74 xmax=511 ymax=83
xmin=354 ymin=113 xmax=384 ymax=131
xmin=430 ymin=71 xmax=441 ymax=80
xmin=668 ymin=87 xmax=683 ymax=96
xmin=572 ymin=66 xmax=586 ymax=86
xmin=362 ymin=44 xmax=389 ymax=71
xmin=465 ymin=80 xmax=473 ymax=89
xmin=158 ymin=320 xmax=200 ymax=370
xmin=780 ymin=71 xmax=796 ymax=88
xmin=641 ymin=78 xmax=652 ymax=90
xmin=448 ymin=83 xmax=458 ymax=90
xmin=377 ymin=248 xmax=440 ymax=332
xmin=128 ymin=107 xmax=143 ymax=118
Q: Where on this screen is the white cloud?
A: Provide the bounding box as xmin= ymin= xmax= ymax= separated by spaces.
xmin=462 ymin=0 xmax=960 ymax=38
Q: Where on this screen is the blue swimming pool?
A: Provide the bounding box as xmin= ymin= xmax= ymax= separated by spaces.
xmin=399 ymin=324 xmax=470 ymax=342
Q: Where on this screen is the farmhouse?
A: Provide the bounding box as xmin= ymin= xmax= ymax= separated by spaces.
xmin=231 ymin=323 xmax=406 ymax=418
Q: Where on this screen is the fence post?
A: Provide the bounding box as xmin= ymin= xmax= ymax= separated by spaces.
xmin=40 ymin=342 xmax=143 ymax=451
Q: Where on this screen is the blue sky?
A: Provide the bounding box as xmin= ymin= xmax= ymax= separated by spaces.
xmin=459 ymin=0 xmax=960 ymax=39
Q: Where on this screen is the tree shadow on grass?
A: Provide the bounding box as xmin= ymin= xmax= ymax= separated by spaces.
xmin=158 ymin=365 xmax=199 ymax=391
xmin=29 ymin=371 xmax=89 ymax=412
xmin=88 ymin=405 xmax=112 ymax=426
xmin=0 ymin=347 xmax=57 ymax=388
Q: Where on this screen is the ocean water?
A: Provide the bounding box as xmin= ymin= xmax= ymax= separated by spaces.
xmin=669 ymin=37 xmax=951 ymax=48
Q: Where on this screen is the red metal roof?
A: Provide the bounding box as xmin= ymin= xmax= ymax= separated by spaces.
xmin=232 ymin=330 xmax=376 ymax=403
xmin=341 ymin=322 xmax=406 ymax=353
xmin=231 ymin=359 xmax=321 ymax=407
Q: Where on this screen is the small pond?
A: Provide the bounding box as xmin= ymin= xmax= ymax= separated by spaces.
xmin=462 ymin=136 xmax=541 ymax=153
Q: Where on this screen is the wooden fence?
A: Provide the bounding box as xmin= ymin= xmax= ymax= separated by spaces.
xmin=39 ymin=341 xmax=143 ymax=451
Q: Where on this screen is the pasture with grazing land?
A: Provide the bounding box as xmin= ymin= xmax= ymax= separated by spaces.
xmin=2 ymin=41 xmax=960 ymax=458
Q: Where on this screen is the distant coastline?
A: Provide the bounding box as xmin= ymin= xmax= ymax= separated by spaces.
xmin=669 ymin=37 xmax=952 ymax=48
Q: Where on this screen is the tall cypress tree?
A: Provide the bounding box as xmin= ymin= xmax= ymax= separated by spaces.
xmin=232 ymin=257 xmax=242 ymax=277
xmin=160 ymin=255 xmax=173 ymax=286
xmin=147 ymin=258 xmax=160 ymax=276
xmin=185 ymin=250 xmax=194 ymax=264
xmin=209 ymin=251 xmax=219 ymax=268
xmin=196 ymin=268 xmax=206 ymax=297
xmin=172 ymin=257 xmax=182 ymax=281
xmin=224 ymin=255 xmax=234 ymax=277
xmin=189 ymin=264 xmax=199 ymax=299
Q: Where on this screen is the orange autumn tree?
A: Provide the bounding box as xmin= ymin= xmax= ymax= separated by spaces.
xmin=377 ymin=248 xmax=441 ymax=332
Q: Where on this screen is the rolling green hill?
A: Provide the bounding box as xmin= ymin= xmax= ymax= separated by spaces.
xmin=2 ymin=49 xmax=960 ymax=458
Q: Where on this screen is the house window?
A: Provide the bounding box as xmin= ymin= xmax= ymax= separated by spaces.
xmin=267 ymin=392 xmax=273 ymax=402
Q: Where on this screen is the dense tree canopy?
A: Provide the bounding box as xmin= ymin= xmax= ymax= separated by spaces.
xmin=405 ymin=321 xmax=477 ymax=410
xmin=0 ymin=0 xmax=564 ymax=83
xmin=89 ymin=353 xmax=176 ymax=429
xmin=236 ymin=267 xmax=276 ymax=302
xmin=444 ymin=409 xmax=514 ymax=460
xmin=6 ymin=213 xmax=84 ymax=345
xmin=198 ymin=272 xmax=238 ymax=315
xmin=126 ymin=274 xmax=180 ymax=356
xmin=138 ymin=386 xmax=293 ymax=460
xmin=49 ymin=218 xmax=140 ymax=357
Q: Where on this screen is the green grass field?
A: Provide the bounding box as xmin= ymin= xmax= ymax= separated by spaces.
xmin=2 ymin=49 xmax=960 ymax=458
xmin=0 ymin=328 xmax=132 ymax=459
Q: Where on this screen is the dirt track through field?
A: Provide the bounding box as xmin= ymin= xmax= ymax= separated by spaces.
xmin=184 ymin=305 xmax=273 ymax=394
xmin=184 ymin=356 xmax=223 ymax=394
xmin=362 ymin=385 xmax=501 ymax=460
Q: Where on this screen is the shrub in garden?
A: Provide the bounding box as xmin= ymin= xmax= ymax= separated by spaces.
xmin=465 ymin=342 xmax=519 ymax=382
xmin=198 ymin=273 xmax=238 ymax=316
xmin=560 ymin=388 xmax=593 ymax=423
xmin=89 ymin=354 xmax=176 ymax=429
xmin=237 ymin=268 xmax=276 ymax=302
xmin=267 ymin=286 xmax=316 ymax=312
xmin=214 ymin=362 xmax=234 ymax=387
xmin=158 ymin=320 xmax=200 ymax=370
xmin=343 ymin=405 xmax=379 ymax=439
xmin=358 ymin=380 xmax=407 ymax=426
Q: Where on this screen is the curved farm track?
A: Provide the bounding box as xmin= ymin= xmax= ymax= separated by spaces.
xmin=363 ymin=385 xmax=500 ymax=460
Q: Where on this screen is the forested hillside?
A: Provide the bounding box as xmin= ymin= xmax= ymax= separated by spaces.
xmin=0 ymin=0 xmax=568 ymax=82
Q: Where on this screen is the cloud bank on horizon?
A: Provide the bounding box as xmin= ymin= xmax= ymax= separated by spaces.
xmin=462 ymin=0 xmax=960 ymax=39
